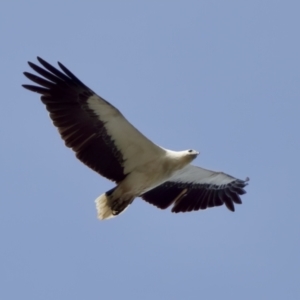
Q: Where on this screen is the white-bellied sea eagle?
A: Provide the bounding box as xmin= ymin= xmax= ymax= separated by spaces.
xmin=23 ymin=57 xmax=249 ymax=220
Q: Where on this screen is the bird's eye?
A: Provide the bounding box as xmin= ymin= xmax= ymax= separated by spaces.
xmin=188 ymin=150 xmax=193 ymax=153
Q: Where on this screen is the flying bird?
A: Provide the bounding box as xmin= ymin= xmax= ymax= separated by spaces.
xmin=23 ymin=57 xmax=249 ymax=220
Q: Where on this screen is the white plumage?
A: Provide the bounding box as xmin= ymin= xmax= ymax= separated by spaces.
xmin=23 ymin=57 xmax=249 ymax=220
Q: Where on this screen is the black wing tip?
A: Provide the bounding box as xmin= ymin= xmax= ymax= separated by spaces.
xmin=22 ymin=84 xmax=31 ymax=89
xmin=36 ymin=56 xmax=47 ymax=65
xmin=223 ymin=177 xmax=249 ymax=211
xmin=171 ymin=207 xmax=180 ymax=213
xmin=57 ymin=61 xmax=65 ymax=69
xmin=36 ymin=57 xmax=66 ymax=72
xmin=23 ymin=71 xmax=38 ymax=80
xmin=234 ymin=177 xmax=249 ymax=191
xmin=232 ymin=194 xmax=243 ymax=205
xmin=26 ymin=57 xmax=50 ymax=67
xmin=22 ymin=84 xmax=49 ymax=94
xmin=25 ymin=57 xmax=88 ymax=87
xmin=226 ymin=203 xmax=235 ymax=212
xmin=27 ymin=61 xmax=37 ymax=68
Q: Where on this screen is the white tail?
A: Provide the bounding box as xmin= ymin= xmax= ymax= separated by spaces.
xmin=95 ymin=193 xmax=116 ymax=220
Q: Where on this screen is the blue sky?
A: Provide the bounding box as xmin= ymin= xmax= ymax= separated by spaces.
xmin=1 ymin=1 xmax=299 ymax=299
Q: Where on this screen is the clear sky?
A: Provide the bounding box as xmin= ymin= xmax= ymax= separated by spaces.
xmin=1 ymin=1 xmax=299 ymax=299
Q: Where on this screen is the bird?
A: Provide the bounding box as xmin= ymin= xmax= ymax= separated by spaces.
xmin=23 ymin=57 xmax=249 ymax=220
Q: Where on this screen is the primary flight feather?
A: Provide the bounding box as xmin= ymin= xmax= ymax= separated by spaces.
xmin=23 ymin=57 xmax=249 ymax=220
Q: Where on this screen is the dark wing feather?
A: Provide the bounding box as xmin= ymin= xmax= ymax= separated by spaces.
xmin=23 ymin=57 xmax=125 ymax=182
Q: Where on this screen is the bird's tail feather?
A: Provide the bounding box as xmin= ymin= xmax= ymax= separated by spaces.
xmin=95 ymin=188 xmax=132 ymax=220
xmin=95 ymin=193 xmax=116 ymax=220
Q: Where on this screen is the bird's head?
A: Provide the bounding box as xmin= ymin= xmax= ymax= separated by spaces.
xmin=185 ymin=149 xmax=199 ymax=162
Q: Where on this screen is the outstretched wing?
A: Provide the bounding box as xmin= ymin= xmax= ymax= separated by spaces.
xmin=23 ymin=57 xmax=164 ymax=183
xmin=141 ymin=165 xmax=249 ymax=212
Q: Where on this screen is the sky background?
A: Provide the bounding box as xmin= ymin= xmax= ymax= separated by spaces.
xmin=1 ymin=1 xmax=299 ymax=299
